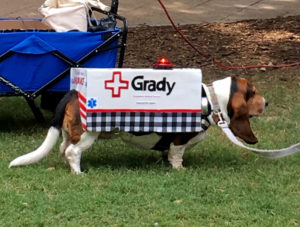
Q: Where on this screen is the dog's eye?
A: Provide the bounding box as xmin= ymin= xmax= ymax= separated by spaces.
xmin=246 ymin=86 xmax=255 ymax=100
xmin=252 ymin=86 xmax=256 ymax=95
xmin=248 ymin=85 xmax=256 ymax=98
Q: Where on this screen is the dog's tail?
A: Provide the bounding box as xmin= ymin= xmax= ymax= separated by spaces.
xmin=9 ymin=127 xmax=60 ymax=167
xmin=9 ymin=90 xmax=78 ymax=167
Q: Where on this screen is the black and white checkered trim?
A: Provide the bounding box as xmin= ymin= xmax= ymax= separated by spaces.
xmin=86 ymin=112 xmax=202 ymax=132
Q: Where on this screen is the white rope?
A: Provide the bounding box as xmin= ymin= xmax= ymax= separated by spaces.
xmin=218 ymin=121 xmax=300 ymax=158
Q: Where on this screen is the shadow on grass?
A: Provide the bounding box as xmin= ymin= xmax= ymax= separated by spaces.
xmin=81 ymin=148 xmax=168 ymax=172
xmin=74 ymin=139 xmax=257 ymax=173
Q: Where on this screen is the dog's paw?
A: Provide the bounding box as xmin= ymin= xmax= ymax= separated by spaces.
xmin=171 ymin=163 xmax=185 ymax=170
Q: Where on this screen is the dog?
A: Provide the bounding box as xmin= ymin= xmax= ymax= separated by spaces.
xmin=9 ymin=76 xmax=267 ymax=173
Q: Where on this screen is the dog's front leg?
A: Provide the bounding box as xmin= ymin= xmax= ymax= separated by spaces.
xmin=168 ymin=143 xmax=185 ymax=169
xmin=65 ymin=131 xmax=99 ymax=174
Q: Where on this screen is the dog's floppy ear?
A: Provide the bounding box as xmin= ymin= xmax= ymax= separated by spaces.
xmin=228 ymin=92 xmax=258 ymax=144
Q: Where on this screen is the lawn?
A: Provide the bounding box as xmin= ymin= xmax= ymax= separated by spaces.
xmin=1 ymin=69 xmax=300 ymax=226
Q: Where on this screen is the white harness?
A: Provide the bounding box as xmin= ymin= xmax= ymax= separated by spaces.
xmin=207 ymin=82 xmax=300 ymax=158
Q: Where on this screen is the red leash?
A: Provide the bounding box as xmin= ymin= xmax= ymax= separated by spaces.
xmin=157 ymin=0 xmax=300 ymax=69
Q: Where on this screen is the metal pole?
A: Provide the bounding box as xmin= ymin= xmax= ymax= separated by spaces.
xmin=110 ymin=0 xmax=119 ymax=14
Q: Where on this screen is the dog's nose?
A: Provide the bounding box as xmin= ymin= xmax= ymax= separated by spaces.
xmin=263 ymin=97 xmax=268 ymax=107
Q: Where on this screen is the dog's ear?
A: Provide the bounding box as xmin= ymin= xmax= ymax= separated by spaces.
xmin=228 ymin=92 xmax=258 ymax=144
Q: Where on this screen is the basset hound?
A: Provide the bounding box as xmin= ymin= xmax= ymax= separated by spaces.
xmin=9 ymin=76 xmax=267 ymax=173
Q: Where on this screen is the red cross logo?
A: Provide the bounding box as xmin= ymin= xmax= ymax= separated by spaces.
xmin=104 ymin=71 xmax=129 ymax=97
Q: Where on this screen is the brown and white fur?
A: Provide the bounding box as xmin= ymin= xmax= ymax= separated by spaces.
xmin=9 ymin=77 xmax=267 ymax=174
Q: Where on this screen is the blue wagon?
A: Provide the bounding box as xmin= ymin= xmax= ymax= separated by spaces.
xmin=0 ymin=0 xmax=127 ymax=121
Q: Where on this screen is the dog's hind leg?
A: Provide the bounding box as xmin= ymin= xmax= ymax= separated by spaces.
xmin=65 ymin=131 xmax=99 ymax=174
xmin=60 ymin=129 xmax=71 ymax=157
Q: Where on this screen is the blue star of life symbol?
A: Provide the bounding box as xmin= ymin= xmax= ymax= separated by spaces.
xmin=88 ymin=98 xmax=97 ymax=109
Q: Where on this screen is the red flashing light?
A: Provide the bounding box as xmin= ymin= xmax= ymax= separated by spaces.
xmin=153 ymin=57 xmax=173 ymax=69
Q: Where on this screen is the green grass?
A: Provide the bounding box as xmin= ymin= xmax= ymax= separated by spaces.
xmin=1 ymin=71 xmax=300 ymax=226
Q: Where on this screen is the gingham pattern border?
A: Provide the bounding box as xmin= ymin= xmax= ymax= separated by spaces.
xmin=86 ymin=112 xmax=202 ymax=132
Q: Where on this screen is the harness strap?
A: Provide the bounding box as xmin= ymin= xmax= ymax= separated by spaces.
xmin=208 ymin=85 xmax=220 ymax=111
xmin=207 ymin=85 xmax=224 ymax=124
